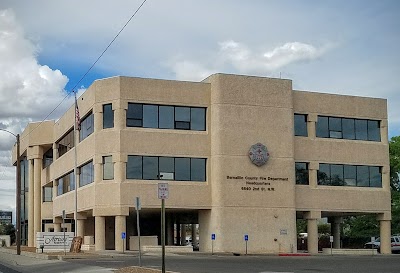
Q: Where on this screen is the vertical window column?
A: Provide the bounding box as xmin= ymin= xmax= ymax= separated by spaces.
xmin=308 ymin=162 xmax=318 ymax=188
xmin=307 ymin=114 xmax=317 ymax=139
xmin=115 ymin=101 xmax=127 ymax=130
xmin=94 ymin=104 xmax=103 ymax=132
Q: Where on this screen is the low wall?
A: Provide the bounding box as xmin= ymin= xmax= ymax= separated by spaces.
xmin=143 ymin=245 xmax=193 ymax=253
xmin=36 ymin=232 xmax=74 ymax=253
xmin=129 ymin=236 xmax=158 ymax=250
xmin=322 ymin=248 xmax=378 ymax=255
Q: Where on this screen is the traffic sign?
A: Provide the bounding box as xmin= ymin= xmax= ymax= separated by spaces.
xmin=158 ymin=183 xmax=169 ymax=199
xmin=211 ymin=233 xmax=216 ymax=240
xmin=244 ymin=234 xmax=249 ymax=241
xmin=122 ymin=232 xmax=126 ymax=239
xmin=135 ymin=196 xmax=141 ymax=210
xmin=329 ymin=236 xmax=333 ymax=243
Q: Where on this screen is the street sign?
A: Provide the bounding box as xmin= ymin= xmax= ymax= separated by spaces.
xmin=122 ymin=232 xmax=126 ymax=239
xmin=62 ymin=210 xmax=66 ymax=219
xmin=329 ymin=236 xmax=334 ymax=243
xmin=244 ymin=234 xmax=249 ymax=241
xmin=158 ymin=183 xmax=169 ymax=199
xmin=211 ymin=233 xmax=216 ymax=240
xmin=135 ymin=197 xmax=141 ymax=210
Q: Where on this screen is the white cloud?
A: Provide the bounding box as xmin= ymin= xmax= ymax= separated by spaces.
xmin=170 ymin=40 xmax=332 ymax=81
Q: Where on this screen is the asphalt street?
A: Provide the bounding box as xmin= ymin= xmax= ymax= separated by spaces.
xmin=68 ymin=253 xmax=400 ymax=273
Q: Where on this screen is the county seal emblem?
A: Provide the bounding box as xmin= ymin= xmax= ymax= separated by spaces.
xmin=248 ymin=143 xmax=269 ymax=167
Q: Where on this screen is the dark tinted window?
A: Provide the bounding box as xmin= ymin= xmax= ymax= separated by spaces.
xmin=355 ymin=119 xmax=368 ymax=140
xmin=103 ymin=104 xmax=114 ymax=129
xmin=342 ymin=118 xmax=355 ymax=140
xmin=294 ymin=114 xmax=308 ymax=137
xmin=80 ymin=161 xmax=94 ymax=187
xmin=175 ymin=158 xmax=190 ymax=181
xmin=295 ymin=162 xmax=309 ymax=185
xmin=329 ymin=117 xmax=342 ymax=138
xmin=368 ymin=120 xmax=380 ymax=141
xmin=103 ymin=156 xmax=113 ymax=180
xmin=344 ymin=165 xmax=356 ymax=186
xmin=80 ymin=112 xmax=94 ymax=141
xmin=175 ymin=107 xmax=190 ymax=130
xmin=127 ymin=103 xmax=143 ymax=127
xmin=159 ymin=106 xmax=174 ymax=129
xmin=369 ymin=166 xmax=381 ymax=187
xmin=318 ymin=164 xmax=330 ymax=185
xmin=143 ymin=157 xmax=158 ymax=180
xmin=316 ymin=116 xmax=329 ymax=138
xmin=191 ymin=158 xmax=206 ymax=182
xmin=330 ymin=164 xmax=344 ymax=186
xmin=127 ymin=156 xmax=142 ymax=179
xmin=143 ymin=105 xmax=159 ymax=128
xmin=159 ymin=157 xmax=174 ymax=180
xmin=191 ymin=108 xmax=206 ymax=131
xmin=356 ymin=165 xmax=369 ymax=187
xmin=57 ymin=129 xmax=74 ymax=158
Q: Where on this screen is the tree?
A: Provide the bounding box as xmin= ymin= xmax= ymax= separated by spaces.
xmin=390 ymin=136 xmax=400 ymax=191
xmin=0 ymin=223 xmax=16 ymax=245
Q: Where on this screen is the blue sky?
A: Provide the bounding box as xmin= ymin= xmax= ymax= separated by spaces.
xmin=0 ymin=0 xmax=399 ymax=214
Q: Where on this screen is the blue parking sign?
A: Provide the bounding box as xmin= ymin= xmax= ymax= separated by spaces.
xmin=244 ymin=234 xmax=248 ymax=241
xmin=211 ymin=233 xmax=216 ymax=240
xmin=122 ymin=232 xmax=126 ymax=239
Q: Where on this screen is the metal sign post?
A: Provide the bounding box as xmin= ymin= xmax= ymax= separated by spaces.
xmin=135 ymin=197 xmax=142 ymax=267
xmin=121 ymin=232 xmax=126 ymax=253
xmin=244 ymin=234 xmax=249 ymax=255
xmin=158 ymin=183 xmax=169 ymax=273
xmin=211 ymin=233 xmax=216 ymax=255
xmin=329 ymin=236 xmax=334 ymax=255
xmin=62 ymin=210 xmax=66 ymax=255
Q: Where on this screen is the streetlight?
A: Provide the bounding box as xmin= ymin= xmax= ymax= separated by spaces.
xmin=0 ymin=128 xmax=21 ymax=255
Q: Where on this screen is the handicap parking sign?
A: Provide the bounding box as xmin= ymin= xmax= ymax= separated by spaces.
xmin=211 ymin=233 xmax=216 ymax=240
xmin=244 ymin=234 xmax=248 ymax=241
xmin=121 ymin=232 xmax=126 ymax=239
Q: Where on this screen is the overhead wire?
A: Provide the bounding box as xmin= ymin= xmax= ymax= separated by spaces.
xmin=20 ymin=0 xmax=148 ymax=141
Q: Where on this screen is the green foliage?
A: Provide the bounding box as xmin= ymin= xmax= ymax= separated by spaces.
xmin=392 ymin=191 xmax=400 ymax=235
xmin=0 ymin=223 xmax=16 ymax=244
xmin=318 ymin=223 xmax=331 ymax=235
xmin=296 ymin=219 xmax=307 ymax=234
xmin=343 ymin=215 xmax=379 ymax=238
xmin=390 ymin=136 xmax=400 ymax=191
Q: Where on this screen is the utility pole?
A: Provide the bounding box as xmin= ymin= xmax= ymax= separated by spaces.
xmin=0 ymin=129 xmax=21 ymax=255
xmin=16 ymin=134 xmax=21 ymax=255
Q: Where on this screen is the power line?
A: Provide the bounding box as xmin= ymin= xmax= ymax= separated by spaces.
xmin=21 ymin=0 xmax=148 ymax=141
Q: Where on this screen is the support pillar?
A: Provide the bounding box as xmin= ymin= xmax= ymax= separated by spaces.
xmin=176 ymin=222 xmax=181 ymax=246
xmin=33 ymin=158 xmax=42 ymax=247
xmin=166 ymin=214 xmax=174 ymax=245
xmin=115 ymin=215 xmax=126 ymax=252
xmin=95 ymin=216 xmax=106 ymax=251
xmin=307 ymin=113 xmax=317 ymax=140
xmin=54 ymin=223 xmax=61 ymax=232
xmin=379 ymin=220 xmax=391 ymax=254
xmin=332 ymin=217 xmax=342 ymax=249
xmin=28 ymin=159 xmax=34 ymax=247
xmin=305 ymin=211 xmax=320 ymax=255
xmin=191 ymin=224 xmax=197 ymax=246
xmin=180 ymin=224 xmax=186 ymax=246
xmin=77 ymin=219 xmax=85 ymax=238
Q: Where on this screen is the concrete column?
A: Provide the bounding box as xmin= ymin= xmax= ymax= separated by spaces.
xmin=94 ymin=105 xmax=103 ymax=132
xmin=331 ymin=217 xmax=342 ymax=249
xmin=28 ymin=159 xmax=34 ymax=247
xmin=114 ymin=108 xmax=126 ymax=130
xmin=115 ymin=215 xmax=126 ymax=252
xmin=180 ymin=224 xmax=186 ymax=246
xmin=33 ymin=158 xmax=42 ymax=246
xmin=54 ymin=223 xmax=61 ymax=232
xmin=309 ymin=162 xmax=319 ymax=188
xmin=176 ymin=222 xmax=181 ymax=245
xmin=191 ymin=224 xmax=197 ymax=246
xmin=165 ymin=214 xmax=173 ymax=245
xmin=307 ymin=219 xmax=318 ymax=254
xmin=307 ymin=113 xmax=317 ymax=140
xmin=77 ymin=219 xmax=85 ymax=238
xmin=52 ymin=143 xmax=58 ymax=160
xmin=379 ymin=220 xmax=391 ymax=254
xmin=95 ymin=216 xmax=106 ymax=251
xmin=114 ymin=161 xmax=125 ymax=183
xmin=380 ymin=120 xmax=388 ymax=145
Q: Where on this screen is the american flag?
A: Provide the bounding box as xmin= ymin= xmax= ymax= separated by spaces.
xmin=75 ymin=93 xmax=81 ymax=131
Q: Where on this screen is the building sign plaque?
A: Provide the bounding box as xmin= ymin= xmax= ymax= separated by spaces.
xmin=248 ymin=143 xmax=269 ymax=167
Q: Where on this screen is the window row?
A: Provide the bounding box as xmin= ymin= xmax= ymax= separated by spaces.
xmin=127 ymin=103 xmax=206 ymax=131
xmin=295 ymin=162 xmax=382 ymax=188
xmin=56 ymin=161 xmax=94 ymax=196
xmin=127 ymin=156 xmax=206 ymax=182
xmin=294 ymin=114 xmax=381 ymax=142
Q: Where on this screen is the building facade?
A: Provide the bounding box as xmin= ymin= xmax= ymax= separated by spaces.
xmin=13 ymin=74 xmax=392 ymax=254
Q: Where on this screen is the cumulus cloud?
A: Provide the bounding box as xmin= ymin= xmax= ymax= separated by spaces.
xmin=170 ymin=40 xmax=332 ymax=81
xmin=0 ymin=9 xmax=75 ymax=212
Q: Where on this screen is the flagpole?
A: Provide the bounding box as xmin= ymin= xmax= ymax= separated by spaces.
xmin=74 ymin=91 xmax=78 ymax=237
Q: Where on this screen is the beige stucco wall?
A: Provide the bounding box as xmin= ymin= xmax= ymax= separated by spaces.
xmin=14 ymin=74 xmax=391 ymax=253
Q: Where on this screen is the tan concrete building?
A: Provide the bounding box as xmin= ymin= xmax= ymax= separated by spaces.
xmin=13 ymin=73 xmax=392 ymax=254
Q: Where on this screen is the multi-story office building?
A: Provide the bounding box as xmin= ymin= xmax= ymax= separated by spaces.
xmin=13 ymin=73 xmax=392 ymax=254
